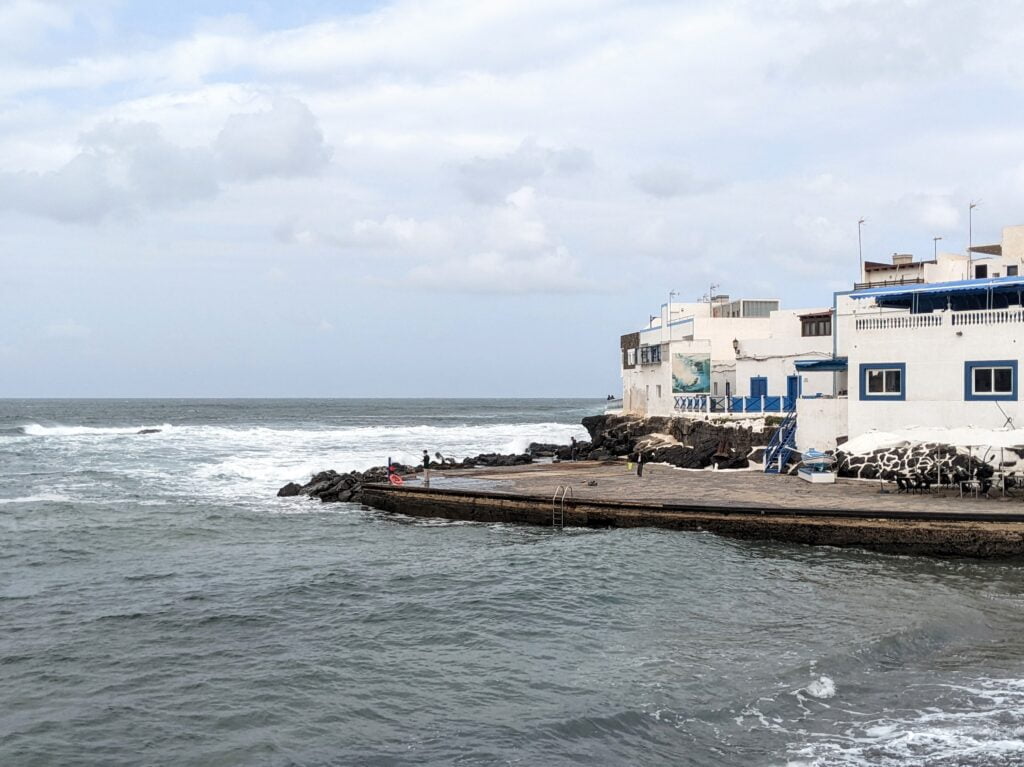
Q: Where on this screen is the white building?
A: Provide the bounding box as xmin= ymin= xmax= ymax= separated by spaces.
xmin=620 ymin=224 xmax=1024 ymax=462
xmin=734 ymin=308 xmax=837 ymax=403
xmin=620 ymin=295 xmax=781 ymax=417
xmin=796 ymin=224 xmax=1024 ymax=453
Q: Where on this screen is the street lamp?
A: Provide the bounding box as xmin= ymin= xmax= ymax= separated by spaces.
xmin=665 ymin=289 xmax=678 ymax=344
xmin=969 ymin=201 xmax=980 ymax=278
xmin=933 ymin=236 xmax=942 ymax=259
xmin=857 ymin=218 xmax=866 ymax=282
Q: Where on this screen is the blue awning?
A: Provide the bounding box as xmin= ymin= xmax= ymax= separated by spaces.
xmin=795 ymin=357 xmax=848 ymax=372
xmin=851 ymin=275 xmax=1024 ymax=300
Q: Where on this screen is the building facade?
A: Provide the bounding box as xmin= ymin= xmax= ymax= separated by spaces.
xmin=619 ymin=223 xmax=1024 ymax=457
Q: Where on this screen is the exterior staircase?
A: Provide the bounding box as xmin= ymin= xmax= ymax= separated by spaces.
xmin=764 ymin=410 xmax=797 ymax=474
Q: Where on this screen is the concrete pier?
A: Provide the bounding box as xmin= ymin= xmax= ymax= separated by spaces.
xmin=360 ymin=462 xmax=1024 ymax=558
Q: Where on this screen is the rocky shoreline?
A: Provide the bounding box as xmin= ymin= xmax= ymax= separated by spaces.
xmin=277 ymin=414 xmax=775 ymax=503
xmin=277 ymin=412 xmax=1024 ymax=504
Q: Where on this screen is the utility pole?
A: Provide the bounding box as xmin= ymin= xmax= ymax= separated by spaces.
xmin=857 ymin=218 xmax=866 ymax=284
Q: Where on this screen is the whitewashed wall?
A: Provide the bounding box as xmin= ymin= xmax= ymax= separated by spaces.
xmin=841 ymin=298 xmax=1024 ymax=437
xmin=795 ymin=397 xmax=849 ymax=452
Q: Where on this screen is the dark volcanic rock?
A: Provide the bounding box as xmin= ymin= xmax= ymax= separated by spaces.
xmin=582 ymin=413 xmax=773 ymax=464
xmin=277 ymin=452 xmax=534 ymax=504
xmin=137 ymin=428 xmax=161 ymax=435
xmin=527 ymin=442 xmax=561 ymax=457
xmin=277 ymin=482 xmax=302 ymax=497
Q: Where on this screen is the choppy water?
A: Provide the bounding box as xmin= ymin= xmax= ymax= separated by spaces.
xmin=3 ymin=399 xmax=1024 ymax=766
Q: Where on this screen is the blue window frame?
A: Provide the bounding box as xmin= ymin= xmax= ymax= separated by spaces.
xmin=964 ymin=360 xmax=1018 ymax=401
xmin=859 ymin=362 xmax=906 ymax=401
xmin=750 ymin=376 xmax=767 ymax=398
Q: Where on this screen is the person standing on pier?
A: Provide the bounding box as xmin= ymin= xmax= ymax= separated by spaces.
xmin=570 ymin=437 xmax=578 ymax=462
xmin=635 ymin=450 xmax=646 ymax=478
xmin=422 ymin=450 xmax=431 ymax=488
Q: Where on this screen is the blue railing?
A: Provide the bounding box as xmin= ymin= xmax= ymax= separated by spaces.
xmin=675 ymin=395 xmax=796 ymax=414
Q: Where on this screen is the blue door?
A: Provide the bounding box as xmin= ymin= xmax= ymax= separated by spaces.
xmin=750 ymin=377 xmax=768 ymax=398
xmin=787 ymin=375 xmax=801 ymax=400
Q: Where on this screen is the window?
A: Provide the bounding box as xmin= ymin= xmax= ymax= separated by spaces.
xmin=975 ymin=264 xmax=988 ymax=279
xmin=859 ymin=363 xmax=905 ymax=401
xmin=965 ymin=360 xmax=1017 ymax=401
xmin=639 ymin=345 xmax=662 ymax=365
xmin=1009 ymin=265 xmax=1019 ymax=277
xmin=626 ymin=348 xmax=636 ymax=366
xmin=801 ymin=316 xmax=832 ymax=337
xmin=656 ymin=384 xmax=662 ymax=398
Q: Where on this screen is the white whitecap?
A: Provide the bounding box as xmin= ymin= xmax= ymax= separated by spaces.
xmin=804 ymin=675 xmax=836 ymax=700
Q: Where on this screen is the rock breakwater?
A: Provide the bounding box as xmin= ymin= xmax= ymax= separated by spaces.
xmin=278 ymin=414 xmax=783 ymax=503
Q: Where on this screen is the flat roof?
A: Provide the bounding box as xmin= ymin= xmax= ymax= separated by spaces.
xmin=969 ymin=244 xmax=1002 ymax=256
xmin=863 ymin=259 xmax=934 ymax=272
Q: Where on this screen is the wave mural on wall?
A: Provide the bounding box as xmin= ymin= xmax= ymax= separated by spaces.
xmin=672 ymin=353 xmax=711 ymax=393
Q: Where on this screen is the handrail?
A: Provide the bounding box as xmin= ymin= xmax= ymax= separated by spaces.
xmin=551 ymin=485 xmax=573 ymax=528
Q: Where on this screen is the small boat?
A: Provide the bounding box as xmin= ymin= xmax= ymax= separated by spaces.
xmin=798 ymin=449 xmax=836 ymax=483
xmin=801 ymin=449 xmax=833 ymax=467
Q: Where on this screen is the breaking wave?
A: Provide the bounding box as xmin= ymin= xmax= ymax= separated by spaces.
xmin=19 ymin=423 xmax=174 ymax=437
xmin=787 ymin=678 xmax=1024 ymax=766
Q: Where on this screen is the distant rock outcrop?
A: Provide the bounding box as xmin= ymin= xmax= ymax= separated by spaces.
xmin=277 ymin=453 xmax=534 ymax=504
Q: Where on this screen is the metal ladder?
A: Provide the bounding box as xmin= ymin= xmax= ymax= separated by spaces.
xmin=551 ymin=485 xmax=573 ymax=529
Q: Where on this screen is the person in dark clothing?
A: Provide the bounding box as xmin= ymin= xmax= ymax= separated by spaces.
xmin=422 ymin=450 xmax=431 ymax=488
xmin=636 ymin=450 xmax=646 ymax=478
xmin=570 ymin=437 xmax=578 ymax=462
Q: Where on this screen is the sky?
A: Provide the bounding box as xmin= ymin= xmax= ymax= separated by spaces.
xmin=3 ymin=0 xmax=1024 ymax=397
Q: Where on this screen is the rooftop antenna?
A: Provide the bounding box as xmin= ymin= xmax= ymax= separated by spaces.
xmin=858 ymin=218 xmax=866 ymax=280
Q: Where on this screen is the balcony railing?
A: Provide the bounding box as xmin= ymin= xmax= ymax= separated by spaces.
xmin=951 ymin=308 xmax=1024 ymax=326
xmin=855 ymin=314 xmax=942 ymax=330
xmin=674 ymin=395 xmax=796 ymax=414
xmin=853 ymin=276 xmax=925 ymax=291
xmin=855 ymin=307 xmax=1024 ymax=331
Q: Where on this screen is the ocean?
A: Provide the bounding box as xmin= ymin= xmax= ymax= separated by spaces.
xmin=2 ymin=398 xmax=1024 ymax=766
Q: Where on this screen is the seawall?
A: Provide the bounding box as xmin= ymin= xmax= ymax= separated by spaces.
xmin=358 ymin=463 xmax=1024 ymax=558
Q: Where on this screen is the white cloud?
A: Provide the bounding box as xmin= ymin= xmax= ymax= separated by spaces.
xmin=631 ymin=166 xmax=719 ymax=199
xmin=407 ymin=246 xmax=596 ymax=294
xmin=0 ymin=96 xmax=331 ymax=222
xmin=455 ymin=138 xmax=592 ymax=203
xmin=0 ymin=119 xmax=217 ymax=223
xmin=0 ymin=1 xmax=72 ymax=57
xmin=215 ymin=97 xmax=332 ymax=181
